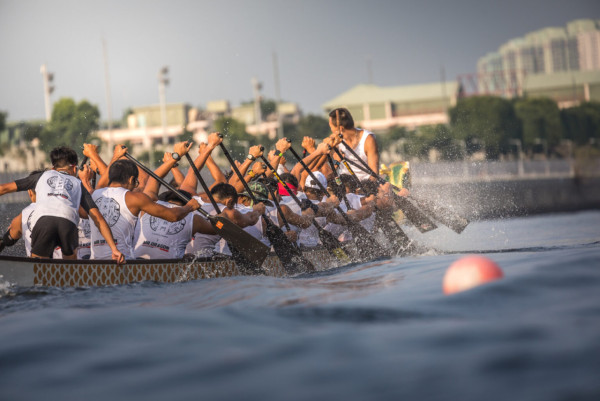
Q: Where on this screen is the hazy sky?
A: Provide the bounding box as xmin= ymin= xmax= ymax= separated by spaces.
xmin=1 ymin=0 xmax=598 ymax=123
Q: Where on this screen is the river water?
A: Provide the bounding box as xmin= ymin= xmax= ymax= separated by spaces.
xmin=0 ymin=211 xmax=599 ymax=401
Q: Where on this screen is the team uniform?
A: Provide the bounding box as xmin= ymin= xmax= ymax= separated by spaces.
xmin=14 ymin=170 xmax=96 ymax=257
xmin=338 ymin=128 xmax=375 ymax=181
xmin=90 ymin=186 xmax=138 ymax=260
xmin=298 ymin=197 xmax=327 ymax=248
xmin=133 ymin=200 xmax=194 ymax=259
xmin=185 ymin=199 xmax=225 ymax=257
xmin=21 ymin=203 xmax=62 ymax=258
xmin=77 ymin=218 xmax=91 ymax=259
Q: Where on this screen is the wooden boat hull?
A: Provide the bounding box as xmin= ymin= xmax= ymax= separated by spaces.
xmin=0 ymin=247 xmax=342 ymax=288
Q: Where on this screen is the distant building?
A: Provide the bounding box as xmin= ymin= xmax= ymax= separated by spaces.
xmin=96 ymin=100 xmax=302 ymax=154
xmin=475 ymin=19 xmax=600 ymax=98
xmin=322 ymin=82 xmax=458 ymax=132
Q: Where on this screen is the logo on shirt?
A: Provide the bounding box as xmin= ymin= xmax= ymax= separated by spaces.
xmin=95 ymin=196 xmax=121 ymax=227
xmin=149 ymin=216 xmax=186 ymax=235
xmin=47 ymin=176 xmax=74 ymax=191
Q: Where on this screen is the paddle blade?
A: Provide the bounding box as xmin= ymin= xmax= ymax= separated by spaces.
xmin=410 ymin=195 xmax=470 ymax=234
xmin=316 ymin=226 xmax=352 ymax=263
xmin=264 ymin=219 xmax=315 ymax=274
xmin=208 ymin=216 xmax=269 ymax=267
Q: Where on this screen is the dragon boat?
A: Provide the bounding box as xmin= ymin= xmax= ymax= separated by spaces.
xmin=0 ymin=246 xmax=350 ymax=288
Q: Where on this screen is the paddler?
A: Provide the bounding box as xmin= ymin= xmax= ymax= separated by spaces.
xmin=0 ymin=147 xmax=124 ymax=263
xmin=328 ymin=107 xmax=379 ymax=182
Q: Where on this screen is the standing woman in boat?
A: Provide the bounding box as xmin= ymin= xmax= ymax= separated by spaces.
xmin=0 ymin=147 xmax=125 ymax=263
xmin=329 ymin=107 xmax=379 ymax=182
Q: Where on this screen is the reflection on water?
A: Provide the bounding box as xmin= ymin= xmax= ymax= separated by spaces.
xmin=0 ymin=211 xmax=599 ymax=401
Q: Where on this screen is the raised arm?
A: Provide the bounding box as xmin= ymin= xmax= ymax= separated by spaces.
xmin=180 ymin=133 xmax=223 ymax=194
xmin=95 ymin=144 xmax=129 ymax=189
xmin=228 ymin=145 xmax=263 ymax=193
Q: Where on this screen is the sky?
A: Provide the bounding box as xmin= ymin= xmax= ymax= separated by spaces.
xmin=0 ymin=0 xmax=598 ymax=123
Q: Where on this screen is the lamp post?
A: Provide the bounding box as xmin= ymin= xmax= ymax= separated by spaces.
xmin=158 ymin=66 xmax=169 ymax=147
xmin=251 ymin=77 xmax=262 ymax=134
xmin=510 ymin=139 xmax=524 ymax=177
xmin=40 ymin=64 xmax=54 ymax=122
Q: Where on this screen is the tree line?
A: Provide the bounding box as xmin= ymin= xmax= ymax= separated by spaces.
xmin=2 ymin=95 xmax=599 ymax=163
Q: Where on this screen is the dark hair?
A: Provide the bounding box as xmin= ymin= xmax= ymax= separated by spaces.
xmin=211 ymin=182 xmax=238 ymax=203
xmin=360 ymin=179 xmax=379 ymax=196
xmin=108 ymin=159 xmax=139 ymax=185
xmin=305 ymin=187 xmax=324 ymax=198
xmin=279 ymin=172 xmax=298 ymax=188
xmin=158 ymin=189 xmax=192 ymax=205
xmin=50 ymin=147 xmax=78 ymax=168
xmin=259 ymin=176 xmax=278 ymax=193
xmin=328 ymin=108 xmax=354 ymax=129
xmin=339 ymin=174 xmax=358 ymax=193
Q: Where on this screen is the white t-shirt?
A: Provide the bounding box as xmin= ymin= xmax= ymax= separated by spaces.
xmin=90 ymin=186 xmax=138 ymax=260
xmin=134 ymin=200 xmax=194 ymax=259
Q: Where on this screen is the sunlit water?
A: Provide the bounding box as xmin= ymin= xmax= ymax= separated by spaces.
xmin=1 ymin=211 xmax=599 ymax=401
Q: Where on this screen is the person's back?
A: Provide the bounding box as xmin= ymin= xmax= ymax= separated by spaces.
xmin=90 ymin=186 xmax=138 ymax=259
xmin=134 ymin=200 xmax=194 ymax=259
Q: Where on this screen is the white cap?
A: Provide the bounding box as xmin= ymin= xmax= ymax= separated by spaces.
xmin=304 ymin=171 xmax=327 ymax=190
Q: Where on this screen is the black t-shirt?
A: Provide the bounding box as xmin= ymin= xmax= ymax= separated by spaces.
xmin=14 ymin=171 xmax=97 ymax=213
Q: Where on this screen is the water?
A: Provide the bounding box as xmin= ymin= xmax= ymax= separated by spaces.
xmin=1 ymin=211 xmax=599 ymax=401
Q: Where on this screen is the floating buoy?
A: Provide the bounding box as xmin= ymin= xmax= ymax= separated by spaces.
xmin=443 ymin=255 xmax=504 ymax=295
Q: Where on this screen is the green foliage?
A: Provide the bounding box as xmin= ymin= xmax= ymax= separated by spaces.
xmin=40 ymin=98 xmax=100 ymax=152
xmin=291 ymin=114 xmax=330 ymax=143
xmin=561 ymin=101 xmax=600 ymax=146
xmin=0 ymin=111 xmax=6 ymax=133
xmin=213 ymin=116 xmax=254 ymax=159
xmin=514 ymin=97 xmax=562 ymax=152
xmin=449 ymin=96 xmax=520 ymax=159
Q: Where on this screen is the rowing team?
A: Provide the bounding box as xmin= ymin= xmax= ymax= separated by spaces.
xmin=0 ymin=130 xmax=409 ymax=264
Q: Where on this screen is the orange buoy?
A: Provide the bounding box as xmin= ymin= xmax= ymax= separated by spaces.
xmin=443 ymin=255 xmax=504 ymax=295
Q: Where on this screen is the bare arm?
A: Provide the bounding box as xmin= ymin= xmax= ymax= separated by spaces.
xmin=180 ymin=134 xmax=223 ymax=194
xmin=280 ymin=204 xmax=314 ymax=229
xmin=96 ymin=145 xmax=128 ymax=189
xmin=363 ymin=134 xmax=380 ymax=181
xmin=127 ymin=191 xmax=200 ymax=222
xmin=0 ymin=182 xmax=17 ymax=196
xmin=192 ymin=215 xmax=216 ymax=235
xmin=228 ymin=145 xmax=263 ymax=193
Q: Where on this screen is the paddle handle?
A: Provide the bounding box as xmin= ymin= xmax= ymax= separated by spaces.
xmin=123 ymin=152 xmax=209 ymax=219
xmin=184 ymin=153 xmax=221 ymax=213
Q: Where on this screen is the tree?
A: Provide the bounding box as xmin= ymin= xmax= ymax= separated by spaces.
xmin=40 ymin=98 xmax=100 ymax=152
xmin=294 ymin=114 xmax=330 ymax=142
xmin=213 ymin=116 xmax=253 ymax=159
xmin=449 ymin=96 xmax=520 ymax=159
xmin=0 ymin=111 xmax=6 ymax=133
xmin=514 ymin=97 xmax=562 ymax=153
xmin=561 ymin=102 xmax=600 ymax=146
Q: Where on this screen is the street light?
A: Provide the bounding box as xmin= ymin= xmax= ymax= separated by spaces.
xmin=510 ymin=139 xmax=524 ymax=176
xmin=158 ymin=66 xmax=169 ymax=147
xmin=40 ymin=64 xmax=55 ymax=121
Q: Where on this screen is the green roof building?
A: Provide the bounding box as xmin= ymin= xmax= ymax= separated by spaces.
xmin=322 ymin=82 xmax=458 ymax=132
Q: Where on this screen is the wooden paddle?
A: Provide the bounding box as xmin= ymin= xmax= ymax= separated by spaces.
xmin=183 ymin=152 xmax=266 ymax=274
xmin=334 ymin=136 xmax=440 ymax=233
xmin=287 ymin=143 xmax=389 ymax=261
xmin=218 ymin=142 xmax=316 ymax=274
xmin=123 ymin=152 xmax=269 ymax=268
xmin=326 ymin=148 xmax=413 ymax=255
xmin=259 ymin=155 xmax=351 ymax=263
xmin=335 ymin=148 xmax=469 ymax=234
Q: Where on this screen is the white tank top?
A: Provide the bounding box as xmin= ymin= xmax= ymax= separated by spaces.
xmin=77 ymin=218 xmax=91 ymax=259
xmin=298 ymin=199 xmax=326 ymax=248
xmin=22 ymin=203 xmax=62 ymax=258
xmin=185 ymin=200 xmax=224 ymax=257
xmin=90 ymin=186 xmax=138 ymax=260
xmin=134 ymin=200 xmax=194 ymax=259
xmin=31 ymin=170 xmax=83 ymax=227
xmin=340 ymin=128 xmax=374 ymax=182
xmin=279 ymin=196 xmax=302 ymax=240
